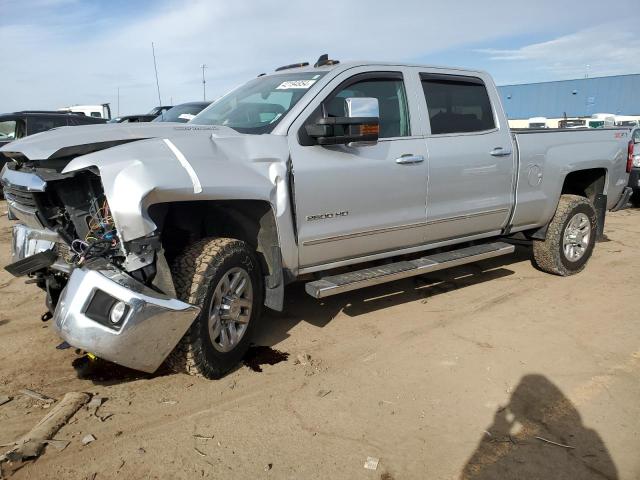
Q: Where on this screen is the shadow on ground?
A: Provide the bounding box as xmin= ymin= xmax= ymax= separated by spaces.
xmin=254 ymin=246 xmax=530 ymax=346
xmin=69 ymin=246 xmax=529 ymax=384
xmin=460 ymin=374 xmax=618 ymax=480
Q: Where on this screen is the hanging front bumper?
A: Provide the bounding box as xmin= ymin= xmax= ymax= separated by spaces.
xmin=53 ymin=265 xmax=200 ymax=373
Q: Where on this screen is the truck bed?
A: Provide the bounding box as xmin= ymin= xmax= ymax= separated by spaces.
xmin=509 ymin=127 xmax=631 ymax=232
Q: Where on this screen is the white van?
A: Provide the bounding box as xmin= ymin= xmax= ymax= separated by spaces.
xmin=588 ymin=113 xmax=615 ymax=128
xmin=58 ymin=103 xmax=111 ymax=120
xmin=615 ymin=116 xmax=640 ymax=128
xmin=528 ymin=117 xmax=548 ymax=129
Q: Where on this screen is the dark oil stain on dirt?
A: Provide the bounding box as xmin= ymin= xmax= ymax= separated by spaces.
xmin=72 ymin=355 xmax=147 ymax=383
xmin=243 ymin=346 xmax=289 ymax=372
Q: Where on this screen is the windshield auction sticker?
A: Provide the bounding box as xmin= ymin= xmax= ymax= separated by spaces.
xmin=276 ymin=80 xmax=317 ymax=90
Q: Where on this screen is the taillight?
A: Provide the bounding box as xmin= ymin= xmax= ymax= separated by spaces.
xmin=627 ymin=140 xmax=634 ymax=173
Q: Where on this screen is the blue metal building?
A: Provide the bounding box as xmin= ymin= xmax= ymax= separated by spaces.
xmin=497 ymin=74 xmax=640 ymax=119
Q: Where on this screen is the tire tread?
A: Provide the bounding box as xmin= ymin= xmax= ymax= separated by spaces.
xmin=532 ymin=194 xmax=595 ymax=276
xmin=165 ymin=237 xmax=253 ymax=378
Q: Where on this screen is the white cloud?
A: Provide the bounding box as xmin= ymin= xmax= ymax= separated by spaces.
xmin=1 ymin=0 xmax=639 ymax=114
xmin=478 ymin=22 xmax=640 ymax=81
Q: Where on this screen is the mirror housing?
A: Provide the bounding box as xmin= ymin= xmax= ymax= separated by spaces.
xmin=305 ymin=97 xmax=379 ymax=146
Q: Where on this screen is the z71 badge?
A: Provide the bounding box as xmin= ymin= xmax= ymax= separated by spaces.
xmin=306 ymin=211 xmax=349 ymax=221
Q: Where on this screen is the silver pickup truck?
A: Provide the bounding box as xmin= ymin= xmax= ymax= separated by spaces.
xmin=1 ymin=57 xmax=634 ymax=378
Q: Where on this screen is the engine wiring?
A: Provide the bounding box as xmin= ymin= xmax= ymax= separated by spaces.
xmin=64 ymin=198 xmax=121 ymax=265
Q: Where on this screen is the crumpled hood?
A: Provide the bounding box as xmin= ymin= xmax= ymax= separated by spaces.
xmin=0 ymin=121 xmax=294 ymax=273
xmin=0 ymin=122 xmax=220 ymax=161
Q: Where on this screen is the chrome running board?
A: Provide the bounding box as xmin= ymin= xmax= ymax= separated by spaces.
xmin=305 ymin=242 xmax=515 ymax=299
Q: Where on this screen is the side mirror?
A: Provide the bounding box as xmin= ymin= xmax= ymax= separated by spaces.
xmin=305 ymin=97 xmax=379 ymax=146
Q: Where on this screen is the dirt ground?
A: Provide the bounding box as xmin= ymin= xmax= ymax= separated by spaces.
xmin=0 ymin=200 xmax=639 ymax=480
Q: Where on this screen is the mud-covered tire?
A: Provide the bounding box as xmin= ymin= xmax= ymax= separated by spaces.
xmin=532 ymin=194 xmax=597 ymax=276
xmin=166 ymin=238 xmax=263 ymax=379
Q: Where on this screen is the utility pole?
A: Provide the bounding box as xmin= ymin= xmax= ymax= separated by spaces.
xmin=151 ymin=42 xmax=163 ymax=108
xmin=117 ymin=87 xmax=120 ymax=117
xmin=201 ymin=64 xmax=207 ymax=101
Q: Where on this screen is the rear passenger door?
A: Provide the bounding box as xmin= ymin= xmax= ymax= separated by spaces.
xmin=417 ymin=71 xmax=515 ymax=243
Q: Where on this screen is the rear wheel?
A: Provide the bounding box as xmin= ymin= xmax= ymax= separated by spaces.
xmin=631 ymin=189 xmax=640 ymax=208
xmin=166 ymin=237 xmax=263 ymax=379
xmin=532 ymin=194 xmax=597 ymax=276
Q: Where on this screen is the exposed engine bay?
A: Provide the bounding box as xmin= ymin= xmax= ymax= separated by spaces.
xmin=3 ymin=160 xmax=166 ymax=313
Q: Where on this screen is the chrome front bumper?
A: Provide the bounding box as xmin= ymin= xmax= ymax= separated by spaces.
xmin=53 ymin=266 xmax=200 ymax=373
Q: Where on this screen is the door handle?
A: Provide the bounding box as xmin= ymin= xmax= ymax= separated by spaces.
xmin=489 ymin=147 xmax=512 ymax=157
xmin=395 ymin=154 xmax=424 ymax=164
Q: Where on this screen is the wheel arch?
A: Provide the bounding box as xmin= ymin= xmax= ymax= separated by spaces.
xmin=560 ymin=167 xmax=608 ymax=200
xmin=147 ymin=199 xmax=286 ymax=311
xmin=528 ymin=167 xmax=607 ymax=240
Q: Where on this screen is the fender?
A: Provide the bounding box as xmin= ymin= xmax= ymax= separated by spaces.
xmin=61 ymin=128 xmax=300 ymax=274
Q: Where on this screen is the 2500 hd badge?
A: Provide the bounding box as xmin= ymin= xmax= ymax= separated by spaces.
xmin=306 ymin=211 xmax=349 ymax=221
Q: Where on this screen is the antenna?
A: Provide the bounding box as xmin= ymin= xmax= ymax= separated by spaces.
xmin=151 ymin=42 xmax=163 ymax=111
xmin=201 ymin=64 xmax=207 ymax=101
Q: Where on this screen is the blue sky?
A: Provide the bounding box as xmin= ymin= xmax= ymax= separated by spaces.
xmin=1 ymin=0 xmax=639 ymax=115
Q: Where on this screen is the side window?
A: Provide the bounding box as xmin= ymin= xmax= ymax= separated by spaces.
xmin=51 ymin=117 xmax=67 ymax=128
xmin=326 ymin=76 xmax=411 ymax=138
xmin=421 ymin=75 xmax=495 ymax=135
xmin=27 ymin=116 xmax=66 ymax=135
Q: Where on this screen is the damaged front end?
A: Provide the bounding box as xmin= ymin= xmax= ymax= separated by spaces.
xmin=1 ymin=159 xmax=200 ymax=373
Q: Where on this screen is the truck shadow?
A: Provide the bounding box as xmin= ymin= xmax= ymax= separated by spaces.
xmin=74 ymin=246 xmax=529 ymax=384
xmin=254 ymin=245 xmax=530 ymax=346
xmin=459 ymin=374 xmax=618 ymax=480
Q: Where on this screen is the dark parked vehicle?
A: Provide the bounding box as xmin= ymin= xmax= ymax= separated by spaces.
xmin=0 ymin=111 xmax=106 ymax=195
xmin=0 ymin=111 xmax=106 ymax=147
xmin=108 ymin=106 xmax=175 ymax=124
xmin=108 ymin=114 xmax=158 ymax=123
xmin=152 ymin=102 xmax=211 ymax=123
xmin=147 ymin=105 xmax=173 ymax=117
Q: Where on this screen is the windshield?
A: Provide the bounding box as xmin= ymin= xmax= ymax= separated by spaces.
xmin=529 ymin=123 xmax=546 ymax=128
xmin=147 ymin=106 xmax=172 ymax=116
xmin=190 ymin=72 xmax=326 ymax=134
xmin=153 ymin=103 xmax=211 ymax=123
xmin=0 ymin=120 xmax=17 ymax=140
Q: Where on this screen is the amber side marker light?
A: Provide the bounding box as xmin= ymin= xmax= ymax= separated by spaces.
xmin=360 ymin=124 xmax=379 ymax=136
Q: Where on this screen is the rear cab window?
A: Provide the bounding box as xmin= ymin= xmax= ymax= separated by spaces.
xmin=420 ymin=74 xmax=496 ymax=135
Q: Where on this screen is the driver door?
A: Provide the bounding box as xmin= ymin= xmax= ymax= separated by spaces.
xmin=288 ymin=68 xmax=429 ymax=269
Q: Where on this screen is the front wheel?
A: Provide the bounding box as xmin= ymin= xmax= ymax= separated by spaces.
xmin=166 ymin=237 xmax=263 ymax=379
xmin=532 ymin=194 xmax=597 ymax=276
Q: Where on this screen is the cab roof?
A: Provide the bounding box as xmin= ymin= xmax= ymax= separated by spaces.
xmin=264 ymin=59 xmax=487 ymax=78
